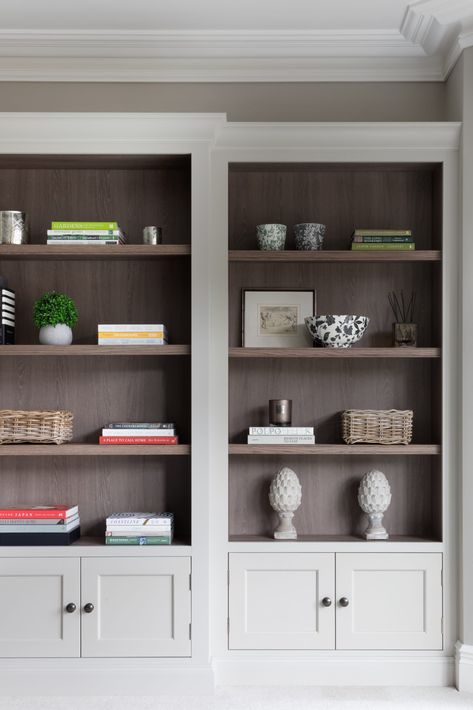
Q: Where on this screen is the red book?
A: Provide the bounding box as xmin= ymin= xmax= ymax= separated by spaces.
xmin=0 ymin=505 xmax=78 ymax=520
xmin=99 ymin=436 xmax=178 ymax=445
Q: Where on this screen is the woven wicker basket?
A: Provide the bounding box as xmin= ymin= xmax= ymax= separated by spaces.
xmin=0 ymin=410 xmax=73 ymax=445
xmin=342 ymin=409 xmax=413 ymax=445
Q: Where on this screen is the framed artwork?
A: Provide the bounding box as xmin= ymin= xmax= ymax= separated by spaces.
xmin=242 ymin=289 xmax=316 ymax=347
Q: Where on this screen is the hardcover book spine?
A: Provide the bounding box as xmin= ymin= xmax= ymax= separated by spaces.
xmin=106 ymin=525 xmax=172 ymax=533
xmin=47 ymin=240 xmax=122 ymax=245
xmin=98 ymin=339 xmax=168 ymax=345
xmin=0 ymin=506 xmax=77 ymax=519
xmin=102 ymin=429 xmax=176 ymax=437
xmin=98 ymin=332 xmax=166 ymax=338
xmin=108 ymin=423 xmax=175 ymax=429
xmin=353 ymin=229 xmax=411 ymax=236
xmin=51 ymin=221 xmax=119 ymax=230
xmin=247 ymin=435 xmax=315 ymax=444
xmin=105 ymin=530 xmax=172 ymax=537
xmin=351 ymin=243 xmax=415 ymax=251
xmin=106 ymin=519 xmax=173 ymax=526
xmin=47 ymin=230 xmax=124 ymax=236
xmin=248 ymin=426 xmax=314 ymax=435
xmin=352 ymin=236 xmax=414 ymax=243
xmin=99 ymin=436 xmax=178 ymax=445
xmin=105 ymin=536 xmax=172 ymax=545
xmin=98 ymin=324 xmax=168 ymax=332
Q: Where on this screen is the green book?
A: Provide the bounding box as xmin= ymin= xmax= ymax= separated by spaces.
xmin=351 ymin=243 xmax=416 ymax=251
xmin=51 ymin=221 xmax=119 ymax=230
xmin=105 ymin=536 xmax=172 ymax=545
xmin=353 ymin=229 xmax=411 ymax=237
xmin=352 ymin=236 xmax=414 ymax=243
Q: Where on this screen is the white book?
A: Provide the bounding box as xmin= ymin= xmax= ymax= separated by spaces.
xmin=248 ymin=426 xmax=314 ymax=436
xmin=106 ymin=513 xmax=173 ymax=526
xmin=98 ymin=339 xmax=168 ymax=345
xmin=98 ymin=324 xmax=168 ymax=332
xmin=106 ymin=528 xmax=172 ymax=537
xmin=106 ymin=523 xmax=172 ymax=533
xmin=47 ymin=240 xmax=122 ymax=245
xmin=102 ymin=428 xmax=176 ymax=437
xmin=47 ymin=230 xmax=124 ymax=236
xmin=0 ymin=519 xmax=80 ymax=533
xmin=247 ymin=435 xmax=315 ymax=444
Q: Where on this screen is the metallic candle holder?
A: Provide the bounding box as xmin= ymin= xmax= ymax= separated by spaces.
xmin=143 ymin=226 xmax=163 ymax=245
xmin=269 ymin=399 xmax=292 ymax=427
xmin=0 ymin=211 xmax=29 ymax=244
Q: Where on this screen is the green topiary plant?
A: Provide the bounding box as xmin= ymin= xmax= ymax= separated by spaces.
xmin=33 ymin=291 xmax=78 ymax=329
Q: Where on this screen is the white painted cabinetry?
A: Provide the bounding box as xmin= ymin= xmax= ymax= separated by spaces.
xmin=81 ymin=557 xmax=191 ymax=657
xmin=229 ymin=553 xmax=335 ymax=649
xmin=336 ymin=553 xmax=443 ymax=650
xmin=229 ymin=552 xmax=442 ymax=651
xmin=0 ymin=558 xmax=80 ymax=657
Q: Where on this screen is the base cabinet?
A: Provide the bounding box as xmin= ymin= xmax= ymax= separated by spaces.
xmin=0 ymin=556 xmax=191 ymax=658
xmin=229 ymin=552 xmax=442 ymax=651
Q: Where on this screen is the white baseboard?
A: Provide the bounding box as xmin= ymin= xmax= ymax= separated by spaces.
xmin=214 ymin=657 xmax=454 ymax=687
xmin=455 ymin=641 xmax=473 ymax=693
xmin=0 ymin=660 xmax=214 ymax=696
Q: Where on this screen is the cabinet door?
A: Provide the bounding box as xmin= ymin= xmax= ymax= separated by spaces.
xmin=81 ymin=557 xmax=191 ymax=657
xmin=336 ymin=553 xmax=442 ymax=650
xmin=229 ymin=553 xmax=335 ymax=650
xmin=0 ymin=557 xmax=80 ymax=657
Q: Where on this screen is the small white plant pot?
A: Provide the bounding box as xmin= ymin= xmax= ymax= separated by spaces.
xmin=39 ymin=324 xmax=73 ymax=345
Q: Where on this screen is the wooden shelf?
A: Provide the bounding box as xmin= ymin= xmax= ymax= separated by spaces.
xmin=0 ymin=244 xmax=191 ymax=260
xmin=0 ymin=344 xmax=190 ymax=356
xmin=229 ymin=347 xmax=440 ymax=359
xmin=229 ymin=534 xmax=440 ymax=544
xmin=229 ymin=250 xmax=441 ymax=262
xmin=0 ymin=444 xmax=191 ymax=456
xmin=229 ymin=444 xmax=440 ymax=455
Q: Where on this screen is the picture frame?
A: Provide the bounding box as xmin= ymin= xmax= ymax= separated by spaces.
xmin=242 ymin=289 xmax=316 ymax=347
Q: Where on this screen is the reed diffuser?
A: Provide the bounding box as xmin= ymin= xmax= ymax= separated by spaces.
xmin=388 ymin=290 xmax=417 ymax=347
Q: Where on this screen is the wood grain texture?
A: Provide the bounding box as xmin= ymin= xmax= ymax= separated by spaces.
xmin=0 ymin=245 xmax=191 ymax=260
xmin=229 ymin=444 xmax=440 ymax=455
xmin=0 ymin=456 xmax=191 ymax=538
xmin=0 ymin=345 xmax=190 ymax=356
xmin=0 ymin=445 xmax=190 ymax=456
xmin=0 ymin=158 xmax=191 ymax=245
xmin=229 ymin=164 xmax=437 ymax=251
xmin=229 ymin=250 xmax=441 ymax=262
xmin=228 ymin=455 xmax=437 ymax=539
xmin=229 ymin=347 xmax=440 ymax=359
xmin=229 ymin=262 xmax=437 ymax=347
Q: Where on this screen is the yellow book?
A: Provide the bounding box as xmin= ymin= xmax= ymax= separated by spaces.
xmin=98 ymin=332 xmax=165 ymax=339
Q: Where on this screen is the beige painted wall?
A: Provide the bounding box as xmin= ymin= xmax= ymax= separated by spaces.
xmin=0 ymin=81 xmax=446 ymax=121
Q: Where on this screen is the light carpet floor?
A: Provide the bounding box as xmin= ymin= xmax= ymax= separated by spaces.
xmin=0 ymin=687 xmax=472 ymax=710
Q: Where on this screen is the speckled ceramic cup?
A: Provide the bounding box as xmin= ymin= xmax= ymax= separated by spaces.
xmin=294 ymin=223 xmax=326 ymax=250
xmin=256 ymin=224 xmax=287 ymax=251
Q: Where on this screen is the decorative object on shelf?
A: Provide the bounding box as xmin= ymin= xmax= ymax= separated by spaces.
xmin=256 ymin=224 xmax=287 ymax=251
xmin=105 ymin=511 xmax=174 ymax=545
xmin=351 ymin=229 xmax=415 ymax=251
xmin=0 ymin=409 xmax=73 ymax=445
xmin=243 ymin=289 xmax=315 ymax=347
xmin=388 ymin=290 xmax=417 ymax=347
xmin=247 ymin=425 xmax=315 ymax=445
xmin=143 ymin=226 xmax=163 ymax=245
xmin=358 ymin=469 xmax=392 ymax=540
xmin=305 ymin=314 xmax=369 ymax=348
xmin=0 ymin=277 xmax=15 ymax=345
xmin=0 ymin=211 xmax=29 ymax=244
xmin=294 ymin=223 xmax=325 ymax=250
xmin=33 ymin=291 xmax=78 ymax=345
xmin=342 ymin=409 xmax=413 ymax=445
xmin=47 ymin=221 xmax=125 ymax=246
xmin=269 ymin=466 xmax=302 ymax=540
xmin=98 ymin=324 xmax=168 ymax=345
xmin=269 ymin=399 xmax=292 ymax=427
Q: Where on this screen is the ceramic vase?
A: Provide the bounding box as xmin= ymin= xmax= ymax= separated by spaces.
xmin=256 ymin=224 xmax=287 ymax=251
xmin=39 ymin=324 xmax=73 ymax=345
xmin=294 ymin=222 xmax=326 ymax=250
xmin=269 ymin=466 xmax=302 ymax=539
xmin=358 ymin=469 xmax=392 ymax=540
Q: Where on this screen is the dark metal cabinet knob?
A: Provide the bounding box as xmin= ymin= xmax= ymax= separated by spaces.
xmin=339 ymin=597 xmax=350 ymax=607
xmin=321 ymin=597 xmax=332 ymax=607
xmin=65 ymin=602 xmax=76 ymax=613
xmin=83 ymin=603 xmax=95 ymax=613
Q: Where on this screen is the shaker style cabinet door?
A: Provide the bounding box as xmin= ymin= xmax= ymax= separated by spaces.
xmin=80 ymin=557 xmax=191 ymax=657
xmin=0 ymin=557 xmax=80 ymax=657
xmin=336 ymin=553 xmax=442 ymax=650
xmin=229 ymin=553 xmax=335 ymax=650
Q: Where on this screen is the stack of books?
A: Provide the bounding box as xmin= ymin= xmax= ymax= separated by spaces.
xmin=98 ymin=324 xmax=168 ymax=346
xmin=247 ymin=426 xmax=315 ymax=445
xmin=351 ymin=229 xmax=415 ymax=251
xmin=47 ymin=221 xmax=126 ymax=246
xmin=0 ymin=505 xmax=80 ymax=545
xmin=99 ymin=422 xmax=178 ymax=445
xmin=1 ymin=285 xmax=15 ymax=344
xmin=105 ymin=512 xmax=174 ymax=545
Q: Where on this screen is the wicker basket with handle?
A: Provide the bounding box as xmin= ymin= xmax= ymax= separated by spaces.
xmin=342 ymin=409 xmax=413 ymax=445
xmin=0 ymin=410 xmax=73 ymax=445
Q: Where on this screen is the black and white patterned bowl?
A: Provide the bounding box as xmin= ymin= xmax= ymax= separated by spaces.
xmin=294 ymin=223 xmax=326 ymax=250
xmin=305 ymin=315 xmax=369 ymax=348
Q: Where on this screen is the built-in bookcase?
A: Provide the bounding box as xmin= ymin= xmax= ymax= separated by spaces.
xmin=228 ymin=162 xmax=443 ymax=542
xmin=0 ymin=155 xmax=192 ymax=543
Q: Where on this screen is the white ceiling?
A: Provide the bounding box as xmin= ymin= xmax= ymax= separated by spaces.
xmin=0 ymin=0 xmax=471 ymax=81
